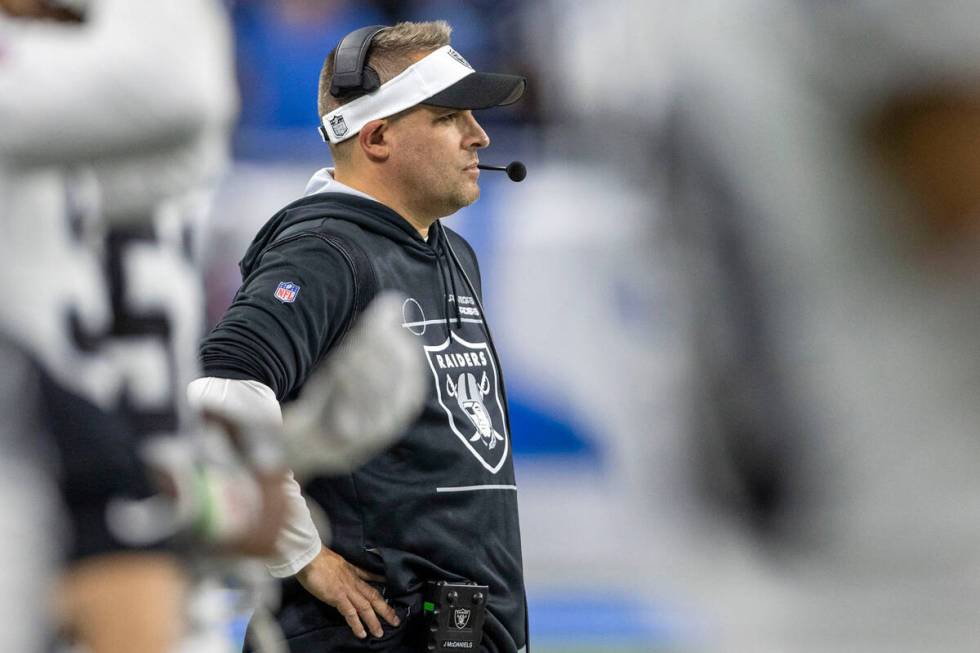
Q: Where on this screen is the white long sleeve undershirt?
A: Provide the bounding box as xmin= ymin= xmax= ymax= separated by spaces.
xmin=187 ymin=377 xmax=323 ymax=578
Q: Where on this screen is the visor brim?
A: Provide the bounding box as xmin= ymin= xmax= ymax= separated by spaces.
xmin=423 ymin=72 xmax=526 ymax=110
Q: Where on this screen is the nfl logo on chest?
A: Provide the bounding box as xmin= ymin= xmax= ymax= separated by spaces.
xmin=274 ymin=281 xmax=300 ymax=303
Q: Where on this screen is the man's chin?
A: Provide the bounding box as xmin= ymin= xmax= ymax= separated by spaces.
xmin=462 ymin=183 xmax=481 ymax=206
xmin=449 ymin=188 xmax=480 ymax=211
xmin=435 ymin=185 xmax=481 ymax=218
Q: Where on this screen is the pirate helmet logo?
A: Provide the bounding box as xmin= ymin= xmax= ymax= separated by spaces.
xmin=446 ymin=371 xmax=504 ymax=451
xmin=446 ymin=47 xmax=474 ymax=70
xmin=453 ymin=608 xmax=472 ymax=630
xmin=423 ymin=333 xmax=509 ymax=473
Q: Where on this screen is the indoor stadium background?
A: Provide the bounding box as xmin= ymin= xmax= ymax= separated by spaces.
xmin=203 ymin=2 xmax=980 ymax=652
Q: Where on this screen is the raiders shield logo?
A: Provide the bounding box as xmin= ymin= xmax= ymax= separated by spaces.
xmin=453 ymin=608 xmax=472 ymax=630
xmin=446 ymin=47 xmax=474 ymax=70
xmin=424 ymin=332 xmax=509 ymax=473
xmin=329 ymin=114 xmax=348 ymax=138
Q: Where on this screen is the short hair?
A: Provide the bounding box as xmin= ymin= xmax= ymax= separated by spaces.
xmin=318 ymin=21 xmax=452 ymax=119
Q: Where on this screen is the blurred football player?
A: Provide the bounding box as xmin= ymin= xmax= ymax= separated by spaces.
xmin=668 ymin=1 xmax=980 ymax=651
xmin=1 ymin=4 xmax=425 ymax=652
xmin=0 ymin=1 xmax=246 ymax=651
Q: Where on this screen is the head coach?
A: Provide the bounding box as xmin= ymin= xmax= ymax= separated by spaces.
xmin=192 ymin=21 xmax=528 ymax=653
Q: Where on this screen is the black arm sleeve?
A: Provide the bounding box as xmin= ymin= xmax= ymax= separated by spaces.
xmin=200 ymin=235 xmax=355 ymax=401
xmin=3 ymin=331 xmax=169 ymax=562
xmin=39 ymin=369 xmax=166 ymax=561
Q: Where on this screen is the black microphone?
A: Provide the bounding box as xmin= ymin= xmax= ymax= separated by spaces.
xmin=477 ymin=161 xmax=527 ymax=182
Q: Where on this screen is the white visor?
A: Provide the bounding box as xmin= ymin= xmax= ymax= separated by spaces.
xmin=320 ymin=45 xmax=525 ymax=144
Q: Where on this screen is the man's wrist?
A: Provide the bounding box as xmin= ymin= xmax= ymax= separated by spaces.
xmin=295 ymin=546 xmax=338 ymax=590
xmin=266 ymin=536 xmax=322 ymax=579
xmin=296 ymin=549 xmax=319 ymax=580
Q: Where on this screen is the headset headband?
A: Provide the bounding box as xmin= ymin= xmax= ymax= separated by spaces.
xmin=329 ymin=25 xmax=387 ymax=98
xmin=320 ymin=45 xmax=475 ymax=144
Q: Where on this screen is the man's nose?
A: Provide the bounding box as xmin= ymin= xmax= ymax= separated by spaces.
xmin=463 ymin=111 xmax=490 ymax=149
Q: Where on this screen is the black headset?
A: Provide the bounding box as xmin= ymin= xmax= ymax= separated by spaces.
xmin=317 ymin=25 xmax=387 ymax=142
xmin=328 ymin=25 xmax=388 ymax=99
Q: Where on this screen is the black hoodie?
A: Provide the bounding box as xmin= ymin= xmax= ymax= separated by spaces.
xmin=201 ymin=192 xmax=526 ymax=652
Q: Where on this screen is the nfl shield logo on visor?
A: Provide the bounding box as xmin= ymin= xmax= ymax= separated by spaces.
xmin=274 ymin=281 xmax=300 ymax=303
xmin=329 ymin=114 xmax=348 ymax=139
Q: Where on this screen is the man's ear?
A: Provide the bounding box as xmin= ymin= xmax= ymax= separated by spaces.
xmin=358 ymin=119 xmax=390 ymax=163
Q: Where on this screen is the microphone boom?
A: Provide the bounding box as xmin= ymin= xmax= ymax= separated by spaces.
xmin=477 ymin=161 xmax=526 ymax=182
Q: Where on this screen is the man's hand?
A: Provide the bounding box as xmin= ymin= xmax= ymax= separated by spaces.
xmin=296 ymin=547 xmax=400 ymax=639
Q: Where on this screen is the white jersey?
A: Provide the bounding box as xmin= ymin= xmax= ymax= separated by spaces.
xmin=0 ymin=0 xmax=236 ymax=422
xmin=0 ymin=1 xmax=235 ymax=220
xmin=0 ymin=3 xmax=236 ymax=651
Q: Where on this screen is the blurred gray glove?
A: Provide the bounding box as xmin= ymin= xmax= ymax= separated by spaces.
xmin=283 ymin=291 xmax=427 ymax=480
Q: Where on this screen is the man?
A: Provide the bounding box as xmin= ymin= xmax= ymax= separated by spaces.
xmin=197 ymin=20 xmax=529 ymax=653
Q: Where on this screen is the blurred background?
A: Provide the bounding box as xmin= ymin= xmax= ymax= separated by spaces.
xmin=209 ymin=1 xmax=980 ymax=652
xmin=9 ymin=0 xmax=980 ymax=651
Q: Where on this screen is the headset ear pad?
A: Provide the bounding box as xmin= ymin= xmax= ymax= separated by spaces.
xmin=328 ymin=62 xmax=381 ymax=98
xmin=328 ymin=24 xmax=388 ymax=98
xmin=359 ymin=65 xmax=380 ymax=94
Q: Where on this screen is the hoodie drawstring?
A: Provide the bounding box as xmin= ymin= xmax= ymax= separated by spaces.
xmin=436 ymin=243 xmax=452 ymax=335
xmin=435 ymin=222 xmax=462 ymax=331
xmin=437 ymin=221 xmax=513 ymax=435
xmin=447 ymin=255 xmax=462 ymax=329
